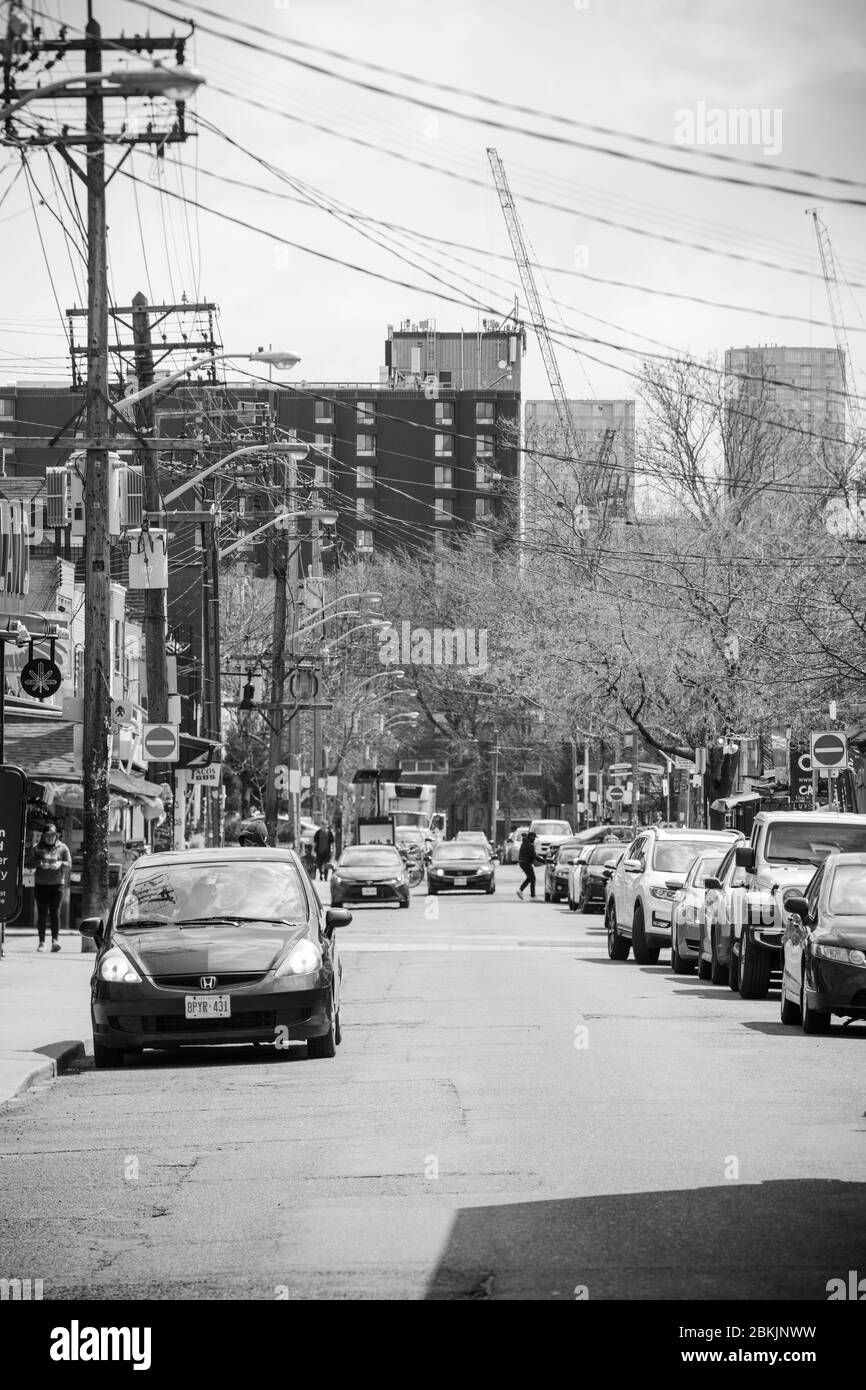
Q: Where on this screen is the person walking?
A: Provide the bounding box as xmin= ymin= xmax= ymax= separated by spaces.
xmin=517 ymin=829 xmax=542 ymax=901
xmin=32 ymin=823 xmax=72 ymax=952
xmin=313 ymin=823 xmax=335 ymax=880
xmin=237 ymin=819 xmax=269 ymax=847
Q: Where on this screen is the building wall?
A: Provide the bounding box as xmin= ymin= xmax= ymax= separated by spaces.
xmin=724 ymin=346 xmax=846 ymax=490
xmin=524 ymin=398 xmax=636 ymax=525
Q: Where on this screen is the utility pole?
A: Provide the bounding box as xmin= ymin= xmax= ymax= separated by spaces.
xmin=264 ymin=474 xmax=289 ymax=847
xmin=81 ymin=13 xmax=111 ymax=922
xmin=631 ymin=728 xmax=640 ymax=828
xmin=490 ymin=735 xmax=500 ymax=846
xmin=131 ymin=293 xmax=169 ymax=728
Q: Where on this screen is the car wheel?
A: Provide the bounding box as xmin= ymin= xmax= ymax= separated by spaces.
xmin=801 ymin=973 xmax=831 ymax=1035
xmin=728 ymin=938 xmax=740 ymax=992
xmin=780 ymin=978 xmax=800 ymax=1025
xmin=632 ymin=906 xmax=660 ymax=964
xmin=606 ymin=900 xmax=630 ymax=960
xmin=670 ymin=929 xmax=695 ymax=975
xmin=697 ymin=952 xmax=711 ymax=980
xmin=739 ymin=931 xmax=771 ymax=999
xmin=334 ymin=1010 xmax=342 ymax=1046
xmin=93 ymin=1041 xmax=125 ymax=1070
xmin=710 ymin=929 xmax=729 ymax=986
xmin=551 ymin=888 xmax=561 ymax=903
xmin=486 ymin=884 xmax=495 ymax=894
xmin=307 ymin=1015 xmax=337 ymax=1058
xmin=427 ymin=884 xmax=438 ymax=895
xmin=568 ymin=895 xmax=578 ymax=913
xmin=399 ymin=896 xmax=410 ymax=908
xmin=544 ymin=887 xmax=551 ymax=902
xmin=577 ymin=888 xmax=589 ymax=914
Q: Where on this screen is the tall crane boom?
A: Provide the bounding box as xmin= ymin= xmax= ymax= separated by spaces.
xmin=809 ymin=209 xmax=863 ymax=448
xmin=487 ymin=148 xmax=584 ymax=479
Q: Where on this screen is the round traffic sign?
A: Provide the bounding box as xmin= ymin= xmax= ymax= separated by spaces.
xmin=608 ymin=786 xmax=625 ymax=801
xmin=20 ymin=658 xmax=61 ymax=701
xmin=811 ymin=732 xmax=847 ymax=768
xmin=143 ymin=724 xmax=177 ymax=760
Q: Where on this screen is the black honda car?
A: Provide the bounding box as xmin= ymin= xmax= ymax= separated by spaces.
xmin=81 ymin=848 xmax=350 ymax=1068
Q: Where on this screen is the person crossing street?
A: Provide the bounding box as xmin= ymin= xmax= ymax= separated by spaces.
xmin=516 ymin=829 xmax=542 ymax=901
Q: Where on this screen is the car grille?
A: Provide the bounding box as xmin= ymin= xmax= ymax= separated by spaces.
xmin=150 ymin=972 xmax=269 ymax=990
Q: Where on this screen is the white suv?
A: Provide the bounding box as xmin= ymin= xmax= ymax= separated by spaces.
xmin=605 ymin=826 xmax=741 ymax=964
xmin=528 ymin=818 xmax=574 ymax=862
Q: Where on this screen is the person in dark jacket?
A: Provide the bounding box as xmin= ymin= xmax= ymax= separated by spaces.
xmin=313 ymin=824 xmax=335 ymax=879
xmin=517 ymin=830 xmax=542 ymax=900
xmin=31 ymin=823 xmax=72 ymax=952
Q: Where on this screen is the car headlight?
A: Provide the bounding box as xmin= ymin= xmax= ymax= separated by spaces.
xmin=330 ymin=873 xmax=342 ymax=884
xmin=435 ymin=868 xmax=445 ymax=876
xmin=814 ymin=943 xmax=866 ymax=966
xmin=275 ymin=939 xmax=322 ymax=977
xmin=650 ymin=886 xmax=677 ymax=901
xmin=99 ymin=947 xmax=142 ymax=984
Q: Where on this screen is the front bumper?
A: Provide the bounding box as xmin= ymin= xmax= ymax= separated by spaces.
xmin=330 ymin=881 xmax=408 ymax=905
xmin=807 ymin=957 xmax=866 ymax=1015
xmin=743 ymin=925 xmax=783 ymax=958
xmin=92 ymin=974 xmax=334 ymax=1050
xmin=428 ymin=871 xmax=494 ymax=892
xmin=647 ymin=902 xmax=674 ymax=939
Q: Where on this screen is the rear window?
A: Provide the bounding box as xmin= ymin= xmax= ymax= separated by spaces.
xmin=765 ymin=822 xmax=866 ymax=867
xmin=652 ymin=840 xmax=723 ymax=874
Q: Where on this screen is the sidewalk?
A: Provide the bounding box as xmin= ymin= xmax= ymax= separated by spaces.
xmin=0 ymin=933 xmax=92 ymax=1109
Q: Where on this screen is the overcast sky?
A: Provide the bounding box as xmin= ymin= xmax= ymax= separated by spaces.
xmin=3 ymin=0 xmax=866 ymax=410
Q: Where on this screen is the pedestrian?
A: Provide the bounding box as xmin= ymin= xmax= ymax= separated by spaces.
xmin=516 ymin=829 xmax=542 ymax=901
xmin=313 ymin=823 xmax=335 ymax=880
xmin=237 ymin=819 xmax=269 ymax=847
xmin=31 ymin=823 xmax=72 ymax=953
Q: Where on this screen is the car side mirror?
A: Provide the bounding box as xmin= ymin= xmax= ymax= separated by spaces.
xmin=784 ymin=894 xmax=809 ymax=920
xmin=734 ymin=845 xmax=754 ymax=870
xmin=704 ymin=877 xmax=722 ymax=891
xmin=664 ymin=879 xmax=682 ymax=891
xmin=79 ymin=917 xmax=103 ymax=938
xmin=623 ymin=858 xmax=642 ymax=873
xmin=325 ymin=907 xmax=352 ymax=934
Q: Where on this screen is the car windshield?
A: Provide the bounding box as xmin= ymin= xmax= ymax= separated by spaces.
xmin=533 ymin=822 xmax=570 ymax=836
xmin=588 ymin=846 xmax=624 ymax=866
xmin=765 ymin=822 xmax=866 ymax=867
xmin=341 ymin=849 xmax=402 ymax=867
xmin=691 ymin=853 xmax=724 ymax=885
xmin=434 ymin=845 xmax=487 ymax=862
xmin=827 ymin=864 xmax=866 ymax=914
xmin=557 ymin=849 xmax=584 ymax=864
xmin=652 ymin=840 xmax=721 ymax=874
xmin=117 ymin=862 xmax=308 ymax=927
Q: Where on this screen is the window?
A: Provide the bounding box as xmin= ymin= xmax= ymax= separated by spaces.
xmin=475 ymin=498 xmax=493 ymax=521
xmin=356 ymin=464 xmax=376 ymax=489
xmin=315 ymin=399 xmax=334 ymax=423
xmin=113 ymin=621 xmax=123 ymax=675
xmin=476 ymin=462 xmax=496 ymax=489
xmin=475 ymin=400 xmax=495 ymax=424
xmin=476 ymin=433 xmax=494 ymax=457
xmin=434 ymin=433 xmax=453 ymax=457
xmin=438 ymin=371 xmax=452 ymax=386
xmin=357 ymin=401 xmax=375 ymax=425
xmin=435 ymin=401 xmax=453 ymax=426
xmin=356 ymin=497 xmax=373 ymax=520
xmin=434 ymin=465 xmax=453 ymax=489
xmin=314 ymin=433 xmax=333 ymax=456
xmin=434 ymin=497 xmax=453 ymax=522
xmin=355 ymin=529 xmax=373 ymax=551
xmin=357 ymin=433 xmax=376 ymax=455
xmin=0 ymin=399 xmax=13 ymax=418
xmin=314 ymin=461 xmax=332 ymax=490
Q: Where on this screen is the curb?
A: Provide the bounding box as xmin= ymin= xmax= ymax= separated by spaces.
xmin=2 ymin=1040 xmax=86 ymax=1107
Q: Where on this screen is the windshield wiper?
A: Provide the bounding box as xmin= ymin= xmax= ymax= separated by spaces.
xmin=174 ymin=915 xmax=302 ymax=927
xmin=116 ymin=918 xmax=176 ymax=929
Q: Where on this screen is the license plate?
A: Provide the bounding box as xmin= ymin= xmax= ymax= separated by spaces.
xmin=454 ymin=876 xmax=468 ymax=886
xmin=362 ymin=886 xmax=377 ymax=897
xmin=184 ymin=994 xmax=231 ymax=1019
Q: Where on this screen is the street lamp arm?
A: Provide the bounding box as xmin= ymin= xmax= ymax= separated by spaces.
xmin=219 ymin=507 xmax=336 ymax=560
xmin=162 ymin=441 xmax=308 ymax=506
xmin=117 ymin=348 xmax=300 ymax=413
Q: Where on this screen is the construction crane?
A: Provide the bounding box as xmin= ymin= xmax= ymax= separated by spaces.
xmin=809 ymin=209 xmax=863 ymax=451
xmin=487 ymin=148 xmax=585 ymax=491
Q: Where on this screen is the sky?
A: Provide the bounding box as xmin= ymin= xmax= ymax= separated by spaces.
xmin=2 ymin=0 xmax=866 ymax=414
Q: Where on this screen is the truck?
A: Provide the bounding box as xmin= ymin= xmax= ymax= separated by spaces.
xmin=379 ymin=783 xmax=446 ymax=844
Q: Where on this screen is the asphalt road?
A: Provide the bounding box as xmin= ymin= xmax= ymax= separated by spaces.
xmin=1 ymin=863 xmax=865 ymax=1300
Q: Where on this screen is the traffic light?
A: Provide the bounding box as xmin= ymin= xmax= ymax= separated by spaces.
xmin=239 ymin=671 xmax=257 ymax=710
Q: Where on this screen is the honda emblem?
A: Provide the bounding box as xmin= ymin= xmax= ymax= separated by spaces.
xmin=200 ymin=976 xmax=217 ymax=990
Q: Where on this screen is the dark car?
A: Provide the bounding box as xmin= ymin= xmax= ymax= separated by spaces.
xmin=544 ymin=843 xmax=592 ymax=904
xmin=79 ymin=848 xmax=351 ymax=1069
xmin=329 ymin=845 xmax=410 ymax=909
xmin=780 ymin=852 xmax=866 ymax=1034
xmin=570 ymin=844 xmax=626 ymax=913
xmin=428 ymin=843 xmax=496 ymax=894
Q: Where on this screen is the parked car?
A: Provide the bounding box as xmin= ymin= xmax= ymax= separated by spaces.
xmin=504 ymin=827 xmax=530 ymax=864
xmin=528 ymin=819 xmax=574 ymax=861
xmin=329 ymin=845 xmax=410 ymax=909
xmin=569 ymin=844 xmax=626 ymax=913
xmin=428 ymin=842 xmax=496 ymax=894
xmin=544 ymin=842 xmax=593 ymax=903
xmin=698 ymin=841 xmax=772 ymax=988
xmin=780 ymin=852 xmax=866 ymax=1034
xmin=605 ymin=826 xmax=741 ymax=964
xmin=79 ymin=847 xmax=350 ymax=1068
xmin=670 ymin=849 xmax=727 ymax=974
xmin=724 ymin=811 xmax=866 ymax=999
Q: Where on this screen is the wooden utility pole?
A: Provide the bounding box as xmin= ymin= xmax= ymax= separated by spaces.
xmin=81 ymin=15 xmax=111 ymax=923
xmin=131 ymin=292 xmax=169 ymax=728
xmin=264 ymin=454 xmax=292 ymax=846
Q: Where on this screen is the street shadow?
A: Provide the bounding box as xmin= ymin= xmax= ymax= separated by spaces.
xmin=425 ymin=1179 xmax=866 ymax=1300
xmin=73 ymin=1043 xmax=311 ymax=1072
xmin=744 ymin=1019 xmax=866 ymax=1039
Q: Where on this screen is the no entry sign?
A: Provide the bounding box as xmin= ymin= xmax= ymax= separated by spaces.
xmin=608 ymin=786 xmax=625 ymax=802
xmin=810 ymin=730 xmax=848 ymax=771
xmin=142 ymin=723 xmax=179 ymax=763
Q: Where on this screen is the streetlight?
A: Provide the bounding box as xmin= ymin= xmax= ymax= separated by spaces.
xmin=162 ymin=440 xmax=307 ymax=507
xmin=0 ymin=64 xmax=204 ymax=119
xmin=220 ymin=506 xmax=338 ymax=560
xmin=319 ymin=620 xmax=388 ymax=655
xmin=117 ymin=348 xmax=300 ymax=413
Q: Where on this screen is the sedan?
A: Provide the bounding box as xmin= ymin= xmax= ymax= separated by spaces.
xmin=330 ymin=845 xmax=411 ymax=908
xmin=428 ymin=844 xmax=496 ymax=894
xmin=79 ymin=848 xmax=350 ymax=1069
xmin=670 ymin=850 xmax=725 ymax=974
xmin=544 ymin=844 xmax=592 ymax=904
xmin=780 ymin=852 xmax=866 ymax=1034
xmin=570 ymin=844 xmax=626 ymax=913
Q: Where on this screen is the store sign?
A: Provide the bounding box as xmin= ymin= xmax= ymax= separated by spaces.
xmin=789 ymin=742 xmax=812 ymax=802
xmin=0 ymin=497 xmax=30 ymax=597
xmin=191 ymin=764 xmax=221 ymax=785
xmin=0 ymin=765 xmax=28 ymax=921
